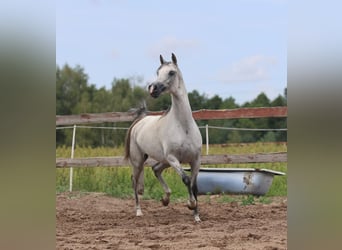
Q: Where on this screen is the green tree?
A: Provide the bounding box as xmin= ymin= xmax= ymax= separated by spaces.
xmin=56 ymin=64 xmax=90 ymax=146
xmin=227 ymin=130 xmax=242 ymax=143
xmin=206 ymin=95 xmax=222 ymax=109
xmin=188 ymin=90 xmax=207 ymax=110
xmin=56 ymin=64 xmax=89 ymax=115
xmin=146 ymin=94 xmax=171 ymax=111
xmin=221 ymin=96 xmax=239 ymax=109
xmin=250 ymin=92 xmax=271 ymax=107
xmin=271 ymin=94 xmax=286 ymax=107
xmin=92 ymin=87 xmax=112 ymax=113
xmin=261 ymin=131 xmax=277 ymax=142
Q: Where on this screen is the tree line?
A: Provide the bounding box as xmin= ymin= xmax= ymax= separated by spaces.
xmin=56 ymin=64 xmax=287 ymax=147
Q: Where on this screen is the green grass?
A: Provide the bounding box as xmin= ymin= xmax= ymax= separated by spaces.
xmin=56 ymin=142 xmax=287 ymax=200
xmin=216 ymin=194 xmax=272 ymax=205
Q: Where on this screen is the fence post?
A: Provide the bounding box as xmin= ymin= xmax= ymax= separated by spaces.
xmin=69 ymin=124 xmax=76 ymax=192
xmin=205 ymin=124 xmax=209 ymax=155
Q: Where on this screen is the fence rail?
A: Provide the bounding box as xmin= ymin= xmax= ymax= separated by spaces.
xmin=56 ymin=152 xmax=287 ymax=168
xmin=56 ymin=107 xmax=287 ymax=126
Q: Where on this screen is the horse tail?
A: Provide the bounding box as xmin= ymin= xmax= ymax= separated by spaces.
xmin=125 ymin=105 xmax=147 ymax=161
xmin=124 ymin=126 xmax=132 ymax=161
xmin=124 ymin=116 xmax=145 ymax=161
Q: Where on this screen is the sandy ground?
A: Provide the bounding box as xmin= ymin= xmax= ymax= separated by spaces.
xmin=56 ymin=192 xmax=287 ymax=250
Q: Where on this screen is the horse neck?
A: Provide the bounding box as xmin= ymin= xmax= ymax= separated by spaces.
xmin=169 ymin=77 xmax=193 ymax=123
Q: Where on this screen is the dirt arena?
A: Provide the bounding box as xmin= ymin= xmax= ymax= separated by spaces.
xmin=56 ymin=192 xmax=287 ymax=250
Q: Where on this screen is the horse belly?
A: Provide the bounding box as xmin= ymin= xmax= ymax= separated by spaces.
xmin=167 ymin=139 xmax=201 ymax=164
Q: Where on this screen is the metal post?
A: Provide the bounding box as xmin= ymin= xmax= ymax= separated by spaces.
xmin=69 ymin=124 xmax=76 ymax=192
xmin=205 ymin=124 xmax=209 ymax=155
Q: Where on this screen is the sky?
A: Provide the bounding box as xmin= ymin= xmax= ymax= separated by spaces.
xmin=56 ymin=0 xmax=287 ymax=105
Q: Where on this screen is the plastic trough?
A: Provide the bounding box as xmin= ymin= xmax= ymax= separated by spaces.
xmin=184 ymin=168 xmax=285 ymax=195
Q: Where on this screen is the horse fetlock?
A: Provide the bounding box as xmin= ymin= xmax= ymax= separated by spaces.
xmin=187 ymin=199 xmax=197 ymax=210
xmin=152 ymin=165 xmax=160 ymax=177
xmin=182 ymin=174 xmax=190 ymax=186
xmin=137 ymin=187 xmax=144 ymax=195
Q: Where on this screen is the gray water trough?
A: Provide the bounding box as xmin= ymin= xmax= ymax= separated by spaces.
xmin=184 ymin=168 xmax=285 ymax=196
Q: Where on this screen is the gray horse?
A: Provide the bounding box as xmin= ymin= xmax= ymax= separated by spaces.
xmin=125 ymin=53 xmax=202 ymax=222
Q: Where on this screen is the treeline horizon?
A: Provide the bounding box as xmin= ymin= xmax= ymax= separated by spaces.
xmin=56 ymin=64 xmax=287 ymax=147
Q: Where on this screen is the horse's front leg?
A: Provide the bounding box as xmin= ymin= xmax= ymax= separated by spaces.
xmin=152 ymin=162 xmax=171 ymax=206
xmin=166 ymin=155 xmax=199 ymax=218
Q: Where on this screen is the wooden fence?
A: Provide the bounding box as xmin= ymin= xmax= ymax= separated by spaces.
xmin=56 ymin=106 xmax=287 ymax=126
xmin=56 ymin=107 xmax=287 ymax=168
xmin=56 ymin=152 xmax=287 ymax=168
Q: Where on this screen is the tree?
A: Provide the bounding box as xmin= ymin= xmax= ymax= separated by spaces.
xmin=56 ymin=64 xmax=90 ymax=146
xmin=206 ymin=95 xmax=222 ymax=109
xmin=221 ymin=96 xmax=239 ymax=109
xmin=56 ymin=64 xmax=89 ymax=115
xmin=146 ymin=93 xmax=171 ymax=111
xmin=188 ymin=90 xmax=207 ymax=110
xmin=271 ymin=94 xmax=286 ymax=107
xmin=250 ymin=92 xmax=271 ymax=107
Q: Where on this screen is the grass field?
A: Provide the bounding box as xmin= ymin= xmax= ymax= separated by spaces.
xmin=56 ymin=142 xmax=287 ymax=201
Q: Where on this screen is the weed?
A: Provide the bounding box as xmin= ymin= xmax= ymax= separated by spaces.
xmin=218 ymin=194 xmax=238 ymax=203
xmin=258 ymin=196 xmax=272 ymax=204
xmin=241 ymin=195 xmax=255 ymax=206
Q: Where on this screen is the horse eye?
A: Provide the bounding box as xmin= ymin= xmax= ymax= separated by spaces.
xmin=168 ymin=70 xmax=176 ymax=76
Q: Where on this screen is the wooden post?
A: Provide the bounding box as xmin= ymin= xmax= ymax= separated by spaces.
xmin=69 ymin=125 xmax=76 ymax=192
xmin=206 ymin=124 xmax=209 ymax=155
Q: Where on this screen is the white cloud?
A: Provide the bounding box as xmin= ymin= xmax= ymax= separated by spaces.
xmin=218 ymin=55 xmax=277 ymax=83
xmin=147 ymin=36 xmax=199 ymax=58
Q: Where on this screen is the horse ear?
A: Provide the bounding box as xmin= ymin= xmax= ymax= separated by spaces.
xmin=171 ymin=53 xmax=177 ymax=65
xmin=160 ymin=55 xmax=165 ymax=65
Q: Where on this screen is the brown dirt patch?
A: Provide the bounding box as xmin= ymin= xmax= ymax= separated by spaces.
xmin=56 ymin=192 xmax=287 ymax=250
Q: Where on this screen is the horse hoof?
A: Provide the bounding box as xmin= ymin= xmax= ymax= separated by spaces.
xmin=136 ymin=209 xmax=143 ymax=217
xmin=194 ymin=215 xmax=201 ymax=222
xmin=161 ymin=198 xmax=170 ymax=206
xmin=187 ymin=200 xmax=197 ymax=210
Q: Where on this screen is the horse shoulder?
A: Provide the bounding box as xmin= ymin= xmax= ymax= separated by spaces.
xmin=132 ymin=115 xmax=164 ymax=149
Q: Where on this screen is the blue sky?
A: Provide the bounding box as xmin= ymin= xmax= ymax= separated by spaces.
xmin=56 ymin=0 xmax=287 ymax=105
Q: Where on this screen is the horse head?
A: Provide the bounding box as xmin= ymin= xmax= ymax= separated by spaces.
xmin=148 ymin=53 xmax=182 ymax=98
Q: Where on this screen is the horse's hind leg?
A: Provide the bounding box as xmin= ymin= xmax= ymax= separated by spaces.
xmin=152 ymin=162 xmax=171 ymax=206
xmin=190 ymin=157 xmax=201 ymax=222
xmin=130 ymin=154 xmax=145 ymax=217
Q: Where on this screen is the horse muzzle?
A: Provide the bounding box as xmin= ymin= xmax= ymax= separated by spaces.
xmin=148 ymin=82 xmax=166 ymax=98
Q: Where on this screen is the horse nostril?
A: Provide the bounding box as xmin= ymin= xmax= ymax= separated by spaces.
xmin=148 ymin=84 xmax=155 ymax=94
